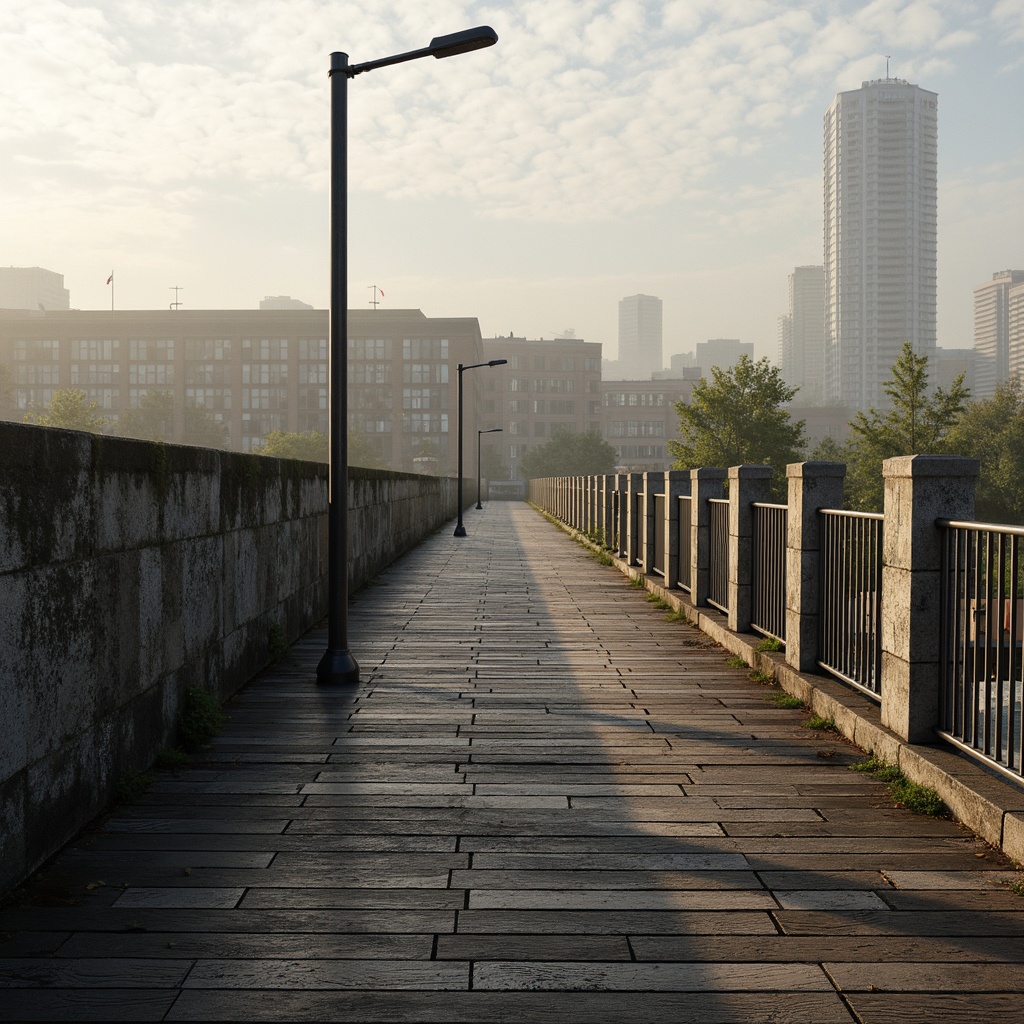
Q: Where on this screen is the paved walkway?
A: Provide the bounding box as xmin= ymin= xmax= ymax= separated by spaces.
xmin=3 ymin=502 xmax=1024 ymax=1022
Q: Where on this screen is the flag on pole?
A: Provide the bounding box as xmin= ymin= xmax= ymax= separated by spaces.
xmin=106 ymin=272 xmax=113 ymax=285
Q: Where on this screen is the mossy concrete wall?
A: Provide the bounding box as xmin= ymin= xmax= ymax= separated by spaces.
xmin=0 ymin=422 xmax=461 ymax=895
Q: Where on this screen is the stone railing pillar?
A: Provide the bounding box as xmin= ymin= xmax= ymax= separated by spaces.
xmin=728 ymin=465 xmax=773 ymax=633
xmin=785 ymin=462 xmax=846 ymax=673
xmin=880 ymin=455 xmax=978 ymax=743
xmin=664 ymin=470 xmax=689 ymax=590
xmin=626 ymin=472 xmax=644 ymax=566
xmin=616 ymin=474 xmax=629 ymax=557
xmin=601 ymin=475 xmax=616 ymax=549
xmin=689 ymin=467 xmax=727 ymax=605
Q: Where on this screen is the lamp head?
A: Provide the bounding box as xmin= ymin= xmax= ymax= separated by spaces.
xmin=487 ymin=359 xmax=508 ymax=366
xmin=429 ymin=26 xmax=498 ymax=59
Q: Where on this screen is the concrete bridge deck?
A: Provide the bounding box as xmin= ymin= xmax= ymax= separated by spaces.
xmin=2 ymin=502 xmax=1023 ymax=1022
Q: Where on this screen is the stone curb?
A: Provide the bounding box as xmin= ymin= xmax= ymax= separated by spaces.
xmin=554 ymin=514 xmax=1024 ymax=866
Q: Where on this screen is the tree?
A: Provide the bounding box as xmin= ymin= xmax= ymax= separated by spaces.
xmin=255 ymin=430 xmax=328 ymax=462
xmin=520 ymin=428 xmax=616 ymax=479
xmin=945 ymin=378 xmax=1024 ymax=525
xmin=117 ymin=390 xmax=176 ymax=442
xmin=667 ymin=355 xmax=805 ymax=489
xmin=24 ymin=388 xmax=107 ymax=433
xmin=0 ymin=363 xmax=13 ymax=420
xmin=844 ymin=343 xmax=969 ymax=510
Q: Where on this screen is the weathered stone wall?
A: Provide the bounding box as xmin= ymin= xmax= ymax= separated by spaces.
xmin=0 ymin=422 xmax=461 ymax=895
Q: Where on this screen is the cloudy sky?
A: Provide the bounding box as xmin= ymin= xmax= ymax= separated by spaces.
xmin=2 ymin=0 xmax=1021 ymax=360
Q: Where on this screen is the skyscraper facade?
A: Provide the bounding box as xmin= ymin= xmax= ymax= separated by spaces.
xmin=617 ymin=294 xmax=663 ymax=379
xmin=824 ymin=78 xmax=938 ymax=411
xmin=973 ymin=270 xmax=1024 ymax=398
xmin=779 ymin=265 xmax=825 ymax=404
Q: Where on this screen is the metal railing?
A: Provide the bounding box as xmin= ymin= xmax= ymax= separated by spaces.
xmin=707 ymin=498 xmax=729 ymax=613
xmin=677 ymin=494 xmax=692 ymax=592
xmin=938 ymin=520 xmax=1024 ymax=781
xmin=652 ymin=494 xmax=666 ymax=576
xmin=752 ymin=503 xmax=787 ymax=643
xmin=818 ymin=509 xmax=883 ymax=697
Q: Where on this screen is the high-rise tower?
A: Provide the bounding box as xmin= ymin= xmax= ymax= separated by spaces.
xmin=618 ymin=294 xmax=663 ymax=379
xmin=779 ymin=266 xmax=825 ymax=404
xmin=823 ymin=78 xmax=937 ymax=411
xmin=973 ymin=270 xmax=1024 ymax=398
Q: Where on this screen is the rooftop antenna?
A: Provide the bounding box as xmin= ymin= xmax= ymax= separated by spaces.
xmin=368 ymin=284 xmax=384 ymax=309
xmin=886 ymin=54 xmax=891 ymax=79
xmin=169 ymin=285 xmax=184 ymax=311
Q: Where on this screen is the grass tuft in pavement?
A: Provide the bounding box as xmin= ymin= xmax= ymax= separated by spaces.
xmin=851 ymin=755 xmax=949 ymax=817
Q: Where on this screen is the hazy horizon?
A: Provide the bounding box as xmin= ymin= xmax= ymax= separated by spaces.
xmin=3 ymin=1 xmax=1021 ymax=362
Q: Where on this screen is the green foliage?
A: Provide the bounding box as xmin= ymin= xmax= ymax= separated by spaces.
xmin=177 ymin=686 xmax=226 ymax=751
xmin=944 ymin=378 xmax=1024 ymax=525
xmin=116 ymin=768 xmax=154 ymax=803
xmin=665 ymin=607 xmax=691 ymax=624
xmin=756 ymin=637 xmax=784 ymax=652
xmin=749 ymin=669 xmax=774 ymax=684
xmin=726 ymin=655 xmax=748 ymax=669
xmin=804 ymin=714 xmax=837 ymax=731
xmin=255 ymin=430 xmax=328 ymax=462
xmin=520 ymin=427 xmax=616 ymax=479
xmin=154 ymin=747 xmax=191 ymax=770
xmin=0 ymin=362 xmax=14 ymax=418
xmin=851 ymin=755 xmax=948 ymax=816
xmin=668 ymin=355 xmax=805 ymax=492
xmin=765 ymin=690 xmax=805 ymax=708
xmin=844 ymin=343 xmax=969 ymax=511
xmin=116 ymin=390 xmax=176 ymax=441
xmin=24 ymin=388 xmax=107 ymax=433
xmin=268 ymin=621 xmax=288 ymax=662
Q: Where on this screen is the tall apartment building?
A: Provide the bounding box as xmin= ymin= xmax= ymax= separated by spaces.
xmin=973 ymin=270 xmax=1024 ymax=397
xmin=779 ymin=266 xmax=825 ymax=404
xmin=1010 ymin=283 xmax=1024 ymax=384
xmin=617 ymin=294 xmax=663 ymax=379
xmin=480 ymin=334 xmax=603 ymax=480
xmin=824 ymin=78 xmax=938 ymax=411
xmin=0 ymin=267 xmax=70 ymax=311
xmin=0 ymin=307 xmax=485 ymax=473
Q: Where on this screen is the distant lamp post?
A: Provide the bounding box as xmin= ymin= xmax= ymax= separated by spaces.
xmin=454 ymin=360 xmax=507 ymax=537
xmin=317 ymin=26 xmax=499 ymax=688
xmin=476 ymin=428 xmax=502 ymax=509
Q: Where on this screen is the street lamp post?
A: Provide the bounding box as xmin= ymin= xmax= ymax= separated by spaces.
xmin=317 ymin=26 xmax=498 ymax=687
xmin=476 ymin=428 xmax=502 ymax=509
xmin=454 ymin=359 xmax=507 ymax=537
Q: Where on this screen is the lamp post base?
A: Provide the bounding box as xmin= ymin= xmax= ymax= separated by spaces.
xmin=316 ymin=648 xmax=360 ymax=687
xmin=453 ymin=523 xmax=467 ymax=537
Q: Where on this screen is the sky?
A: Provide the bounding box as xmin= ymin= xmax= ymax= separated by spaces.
xmin=2 ymin=0 xmax=1022 ymax=362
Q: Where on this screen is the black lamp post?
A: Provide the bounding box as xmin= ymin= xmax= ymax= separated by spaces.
xmin=454 ymin=360 xmax=506 ymax=537
xmin=476 ymin=428 xmax=502 ymax=509
xmin=317 ymin=26 xmax=498 ymax=687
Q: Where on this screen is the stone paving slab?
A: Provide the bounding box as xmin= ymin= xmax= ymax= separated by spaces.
xmin=3 ymin=501 xmax=1024 ymax=1022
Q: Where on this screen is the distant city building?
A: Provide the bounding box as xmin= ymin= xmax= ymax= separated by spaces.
xmin=779 ymin=266 xmax=825 ymax=404
xmin=601 ymin=379 xmax=696 ymax=473
xmin=973 ymin=270 xmax=1024 ymax=397
xmin=0 ymin=267 xmax=70 ymax=311
xmin=694 ymin=339 xmax=754 ymax=376
xmin=0 ymin=307 xmax=484 ymax=472
xmin=1010 ymin=283 xmax=1024 ymax=384
xmin=932 ymin=347 xmax=976 ymax=396
xmin=259 ymin=296 xmax=314 ymax=310
xmin=481 ymin=333 xmax=603 ymax=480
xmin=617 ymin=294 xmax=663 ymax=379
xmin=785 ymin=403 xmax=851 ymax=451
xmin=824 ymin=78 xmax=938 ymax=411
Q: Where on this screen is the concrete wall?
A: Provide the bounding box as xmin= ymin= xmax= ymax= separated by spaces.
xmin=0 ymin=422 xmax=461 ymax=895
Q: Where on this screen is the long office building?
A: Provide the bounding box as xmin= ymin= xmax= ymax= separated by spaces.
xmin=0 ymin=307 xmax=485 ymax=474
xmin=824 ymin=78 xmax=938 ymax=411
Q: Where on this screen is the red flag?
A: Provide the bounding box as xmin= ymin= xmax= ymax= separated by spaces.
xmin=106 ymin=272 xmax=113 ymax=285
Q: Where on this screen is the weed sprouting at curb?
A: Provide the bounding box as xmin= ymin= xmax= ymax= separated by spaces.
xmin=115 ymin=768 xmax=155 ymax=803
xmin=178 ymin=686 xmax=227 ymax=751
xmin=726 ymin=655 xmax=748 ymax=669
xmin=749 ymin=670 xmax=774 ymax=684
xmin=756 ymin=637 xmax=784 ymax=653
xmin=665 ymin=608 xmax=691 ymax=625
xmin=629 ymin=577 xmax=645 ymax=589
xmin=268 ymin=621 xmax=289 ymax=663
xmin=850 ymin=755 xmax=949 ymax=817
xmin=804 ymin=714 xmax=837 ymax=732
xmin=764 ymin=690 xmax=805 ymax=709
xmin=155 ymin=747 xmax=191 ymax=770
